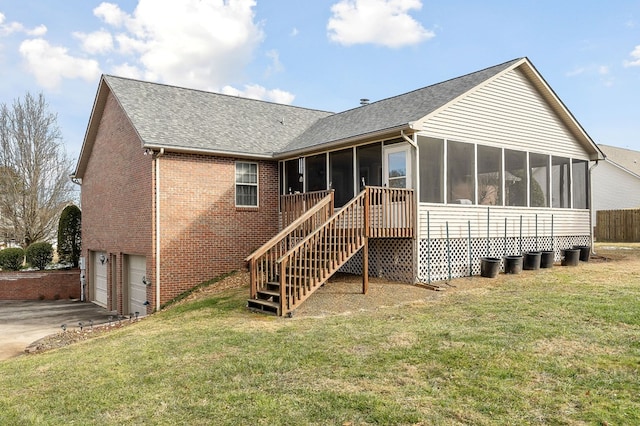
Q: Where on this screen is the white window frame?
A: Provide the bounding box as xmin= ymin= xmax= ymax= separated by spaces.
xmin=235 ymin=161 xmax=258 ymax=207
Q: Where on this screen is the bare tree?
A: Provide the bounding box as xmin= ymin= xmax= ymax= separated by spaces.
xmin=0 ymin=92 xmax=73 ymax=247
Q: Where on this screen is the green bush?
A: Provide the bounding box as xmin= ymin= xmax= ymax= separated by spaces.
xmin=57 ymin=204 xmax=81 ymax=267
xmin=0 ymin=247 xmax=25 ymax=271
xmin=25 ymin=242 xmax=53 ymax=270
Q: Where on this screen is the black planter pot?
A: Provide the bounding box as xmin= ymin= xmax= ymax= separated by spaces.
xmin=540 ymin=251 xmax=555 ymax=268
xmin=561 ymin=248 xmax=580 ymax=266
xmin=573 ymin=245 xmax=591 ymax=262
xmin=480 ymin=257 xmax=500 ymax=278
xmin=523 ymin=251 xmax=542 ymax=270
xmin=503 ymin=255 xmax=523 ymax=274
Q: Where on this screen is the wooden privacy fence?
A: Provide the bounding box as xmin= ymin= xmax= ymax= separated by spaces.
xmin=596 ymin=209 xmax=640 ymax=242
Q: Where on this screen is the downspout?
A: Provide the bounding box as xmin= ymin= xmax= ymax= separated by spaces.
xmin=154 ymin=148 xmax=165 ymax=311
xmin=401 ymin=130 xmax=419 ymax=283
xmin=589 ymin=159 xmax=599 ymax=255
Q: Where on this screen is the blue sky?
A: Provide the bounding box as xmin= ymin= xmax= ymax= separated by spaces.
xmin=0 ymin=0 xmax=639 ymax=161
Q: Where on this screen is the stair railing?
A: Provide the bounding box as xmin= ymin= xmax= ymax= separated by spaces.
xmin=280 ymin=190 xmax=334 ymax=229
xmin=246 ymin=192 xmax=334 ymax=299
xmin=277 ymin=189 xmax=368 ymax=315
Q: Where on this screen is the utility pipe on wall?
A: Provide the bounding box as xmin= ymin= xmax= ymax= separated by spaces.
xmin=155 ymin=148 xmax=165 ymax=312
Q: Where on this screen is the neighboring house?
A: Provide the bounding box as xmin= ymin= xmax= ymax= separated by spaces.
xmin=592 ymin=144 xmax=640 ymax=227
xmin=72 ymin=57 xmax=603 ymax=316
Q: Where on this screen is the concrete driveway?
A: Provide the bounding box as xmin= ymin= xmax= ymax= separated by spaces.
xmin=0 ymin=300 xmax=116 ymax=361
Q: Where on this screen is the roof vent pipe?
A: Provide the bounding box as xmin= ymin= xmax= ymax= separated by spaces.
xmin=360 ymin=98 xmax=370 ymax=106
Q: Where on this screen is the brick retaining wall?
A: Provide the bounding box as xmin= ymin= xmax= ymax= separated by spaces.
xmin=0 ymin=269 xmax=81 ymax=300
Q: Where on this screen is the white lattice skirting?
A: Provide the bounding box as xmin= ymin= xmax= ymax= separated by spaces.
xmin=339 ymin=239 xmax=415 ymax=283
xmin=418 ymin=235 xmax=591 ymax=283
xmin=339 ymin=235 xmax=591 ymax=284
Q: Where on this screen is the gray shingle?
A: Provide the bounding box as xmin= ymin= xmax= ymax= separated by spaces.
xmin=279 ymin=58 xmax=522 ymax=154
xmin=104 ymin=76 xmax=333 ymax=157
xmin=103 ymin=58 xmax=521 ymax=158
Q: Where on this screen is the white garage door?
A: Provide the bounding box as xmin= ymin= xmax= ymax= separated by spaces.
xmin=93 ymin=251 xmax=108 ymax=307
xmin=128 ymin=255 xmax=147 ymax=317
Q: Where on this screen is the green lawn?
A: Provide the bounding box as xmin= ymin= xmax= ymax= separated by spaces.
xmin=1 ymin=246 xmax=639 ymax=425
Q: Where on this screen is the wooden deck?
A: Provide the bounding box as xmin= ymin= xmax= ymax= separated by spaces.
xmin=246 ymin=187 xmax=415 ymax=316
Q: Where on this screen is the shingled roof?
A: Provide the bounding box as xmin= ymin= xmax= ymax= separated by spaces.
xmin=279 ymin=58 xmax=523 ymax=155
xmin=103 ymin=76 xmax=333 ymax=157
xmin=74 ymin=57 xmax=602 ymax=179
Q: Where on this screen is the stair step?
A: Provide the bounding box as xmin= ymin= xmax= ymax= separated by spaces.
xmin=257 ymin=289 xmax=280 ymax=298
xmin=247 ymin=299 xmax=279 ymax=315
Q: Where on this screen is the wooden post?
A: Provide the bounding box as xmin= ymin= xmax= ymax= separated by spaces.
xmin=249 ymin=258 xmax=257 ymax=299
xmin=362 ymin=187 xmax=370 ymax=294
xmin=362 ymin=238 xmax=369 ymax=294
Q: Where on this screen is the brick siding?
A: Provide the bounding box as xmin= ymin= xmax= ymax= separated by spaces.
xmin=81 ymin=91 xmax=153 ymax=314
xmin=80 ymin=91 xmax=280 ymax=314
xmin=0 ymin=269 xmax=81 ymax=300
xmin=158 ymin=153 xmax=279 ymax=304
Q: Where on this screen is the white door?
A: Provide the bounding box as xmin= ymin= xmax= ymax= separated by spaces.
xmin=92 ymin=251 xmax=108 ymax=307
xmin=128 ymin=255 xmax=147 ymax=317
xmin=383 ymin=144 xmax=412 ymax=189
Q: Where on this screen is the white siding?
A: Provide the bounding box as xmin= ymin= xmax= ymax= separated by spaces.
xmin=422 ymin=68 xmax=589 ymax=160
xmin=592 ymin=161 xmax=640 ymax=224
xmin=418 ymin=204 xmax=590 ymax=240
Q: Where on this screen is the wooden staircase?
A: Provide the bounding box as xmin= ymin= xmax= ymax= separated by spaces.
xmin=246 ymin=187 xmax=414 ymax=316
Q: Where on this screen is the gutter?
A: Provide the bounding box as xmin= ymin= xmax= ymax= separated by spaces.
xmin=154 ymin=148 xmax=165 ymax=311
xmin=276 ymin=124 xmax=414 ymax=159
xmin=143 ymin=143 xmax=273 ymax=160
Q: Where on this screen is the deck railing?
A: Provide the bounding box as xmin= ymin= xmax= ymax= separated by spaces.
xmin=280 ymin=190 xmax=334 ymax=229
xmin=246 ymin=192 xmax=334 ymax=299
xmin=366 ymin=186 xmax=415 ymax=238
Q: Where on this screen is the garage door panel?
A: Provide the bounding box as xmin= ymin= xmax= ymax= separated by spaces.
xmin=128 ymin=255 xmax=147 ymax=317
xmin=93 ymin=251 xmax=108 ymax=307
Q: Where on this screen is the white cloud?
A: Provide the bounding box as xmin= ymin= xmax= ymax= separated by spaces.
xmin=19 ymin=39 xmax=101 ymax=90
xmin=74 ymin=30 xmax=114 ymax=54
xmin=94 ymin=0 xmax=264 ymax=91
xmin=93 ymin=2 xmax=130 ymax=27
xmin=290 ymin=27 xmax=299 ymax=37
xmin=624 ymin=45 xmax=640 ymax=67
xmin=265 ymin=49 xmax=283 ymax=77
xmin=0 ymin=12 xmax=47 ymax=37
xmin=111 ymin=63 xmax=144 ymax=80
xmin=327 ymin=0 xmax=434 ymax=47
xmin=222 ymin=84 xmax=295 ymax=104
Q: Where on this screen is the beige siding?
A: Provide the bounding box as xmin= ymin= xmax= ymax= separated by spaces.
xmin=422 ymin=68 xmax=589 ymax=160
xmin=592 ymin=161 xmax=640 ymax=224
xmin=418 ymin=204 xmax=590 ymax=240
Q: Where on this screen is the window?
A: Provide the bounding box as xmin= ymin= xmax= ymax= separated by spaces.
xmin=447 ymin=141 xmax=475 ymax=204
xmin=305 ymin=154 xmax=327 ymax=192
xmin=418 ymin=137 xmax=443 ymax=203
xmin=282 ymin=158 xmax=303 ymax=194
xmin=552 ymin=156 xmax=570 ymax=208
xmin=235 ymin=162 xmax=258 ymax=207
xmin=329 ymin=148 xmax=354 ymax=207
xmin=477 ymin=145 xmax=502 ymax=205
xmin=357 ymin=143 xmax=382 ymax=189
xmin=572 ymin=159 xmax=589 ymax=209
xmin=505 ymin=149 xmax=527 ymax=206
xmin=529 ymin=153 xmax=549 ymax=207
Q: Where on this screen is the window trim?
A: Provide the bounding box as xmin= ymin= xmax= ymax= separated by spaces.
xmin=235 ymin=161 xmax=259 ymax=208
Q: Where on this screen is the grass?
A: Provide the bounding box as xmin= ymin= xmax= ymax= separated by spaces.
xmin=0 ymin=244 xmax=639 ymax=425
